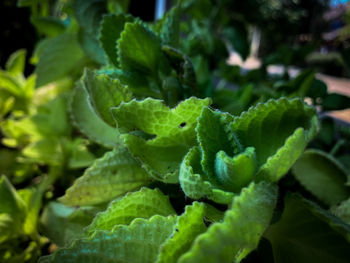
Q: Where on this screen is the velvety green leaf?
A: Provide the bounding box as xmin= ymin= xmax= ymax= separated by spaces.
xmin=83 ymin=69 xmax=132 ymax=126
xmin=322 ymin=93 xmax=350 ymax=111
xmin=215 ymin=147 xmax=257 ymax=192
xmin=69 ymin=83 xmax=122 ymax=148
xmin=117 ymin=22 xmax=162 ymax=74
xmin=112 ymin=97 xmax=211 ymax=147
xmin=35 ymin=33 xmax=85 ymax=87
xmin=155 ymin=6 xmax=180 ymax=47
xmin=41 ymin=202 xmax=101 ymax=246
xmin=157 ymin=202 xmax=207 ymax=263
xmin=112 ymin=97 xmax=210 ymax=181
xmin=196 ymin=107 xmax=238 ymax=181
xmin=99 ymin=14 xmax=134 ymax=66
xmin=178 ymin=181 xmax=278 ymax=263
xmin=85 ymin=187 xmax=175 ymax=235
xmin=265 ymin=194 xmax=350 ymax=263
xmin=179 ymin=146 xmax=235 ymax=204
xmin=5 ymin=49 xmax=26 ymax=76
xmin=332 ymin=198 xmax=350 ymax=224
xmin=39 ymin=215 xmax=176 ymax=263
xmin=292 ymin=149 xmax=350 ymax=206
xmin=59 ymin=148 xmax=150 ymax=206
xmin=229 ymin=97 xmax=318 ymax=182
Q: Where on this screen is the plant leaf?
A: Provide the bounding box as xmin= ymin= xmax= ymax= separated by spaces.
xmin=59 ymin=148 xmax=150 ymax=206
xmin=229 ymin=97 xmax=318 ymax=182
xmin=117 ymin=22 xmax=162 ymax=74
xmin=157 ymin=202 xmax=207 ymax=263
xmin=111 ymin=97 xmax=210 ymax=181
xmin=5 ymin=49 xmax=26 ymax=76
xmin=85 ymin=187 xmax=175 ymax=235
xmin=99 ymin=14 xmax=134 ymax=66
xmin=83 ymin=69 xmax=133 ymax=126
xmin=178 ymin=181 xmax=278 ymax=263
xmin=39 ymin=215 xmax=176 ymax=263
xmin=69 ymin=83 xmax=122 ymax=148
xmin=35 ymin=33 xmax=85 ymax=87
xmin=40 ymin=202 xmax=102 ymax=246
xmin=265 ymin=194 xmax=350 ymax=263
xmin=292 ymin=149 xmax=350 ymax=206
xmin=0 ymin=176 xmax=26 ymax=242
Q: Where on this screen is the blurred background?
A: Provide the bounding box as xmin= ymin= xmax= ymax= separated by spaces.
xmin=1 ymin=0 xmax=350 ymax=120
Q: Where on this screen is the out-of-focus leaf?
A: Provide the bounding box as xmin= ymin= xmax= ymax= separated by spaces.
xmin=292 ymin=149 xmax=350 ymax=206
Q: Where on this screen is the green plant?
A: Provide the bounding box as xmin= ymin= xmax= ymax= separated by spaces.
xmin=1 ymin=1 xmax=350 ymax=262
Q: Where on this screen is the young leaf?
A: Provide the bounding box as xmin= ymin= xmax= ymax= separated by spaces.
xmin=157 ymin=202 xmax=207 ymax=263
xmin=39 ymin=215 xmax=177 ymax=263
xmin=85 ymin=187 xmax=175 ymax=235
xmin=117 ymin=22 xmax=162 ymax=74
xmin=292 ymin=149 xmax=350 ymax=206
xmin=265 ymin=194 xmax=350 ymax=263
xmin=178 ymin=181 xmax=278 ymax=263
xmin=229 ymin=97 xmax=318 ymax=182
xmin=111 ymin=97 xmax=211 ymax=181
xmin=99 ymin=14 xmax=134 ymax=66
xmin=69 ymin=83 xmax=122 ymax=148
xmin=82 ymin=69 xmax=133 ymax=126
xmin=59 ymin=148 xmax=150 ymax=206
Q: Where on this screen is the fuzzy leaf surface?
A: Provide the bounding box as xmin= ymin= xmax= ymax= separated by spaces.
xmin=157 ymin=202 xmax=207 ymax=263
xmin=99 ymin=14 xmax=134 ymax=66
xmin=229 ymin=97 xmax=318 ymax=182
xmin=83 ymin=69 xmax=132 ymax=126
xmin=39 ymin=215 xmax=176 ymax=263
xmin=178 ymin=182 xmax=277 ymax=263
xmin=118 ymin=22 xmax=162 ymax=74
xmin=85 ymin=187 xmax=175 ymax=235
xmin=70 ymin=83 xmax=121 ymax=148
xmin=59 ymin=148 xmax=150 ymax=206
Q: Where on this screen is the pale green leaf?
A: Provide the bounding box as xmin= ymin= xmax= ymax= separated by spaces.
xmin=178 ymin=181 xmax=278 ymax=263
xmin=265 ymin=194 xmax=350 ymax=263
xmin=117 ymin=22 xmax=162 ymax=74
xmin=39 ymin=215 xmax=176 ymax=263
xmin=99 ymin=14 xmax=134 ymax=66
xmin=69 ymin=83 xmax=122 ymax=148
xmin=59 ymin=148 xmax=150 ymax=206
xmin=0 ymin=70 xmax=23 ymax=97
xmin=229 ymin=97 xmax=318 ymax=182
xmin=292 ymin=149 xmax=350 ymax=206
xmin=157 ymin=202 xmax=207 ymax=263
xmin=85 ymin=187 xmax=175 ymax=235
xmin=83 ymin=69 xmax=132 ymax=126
